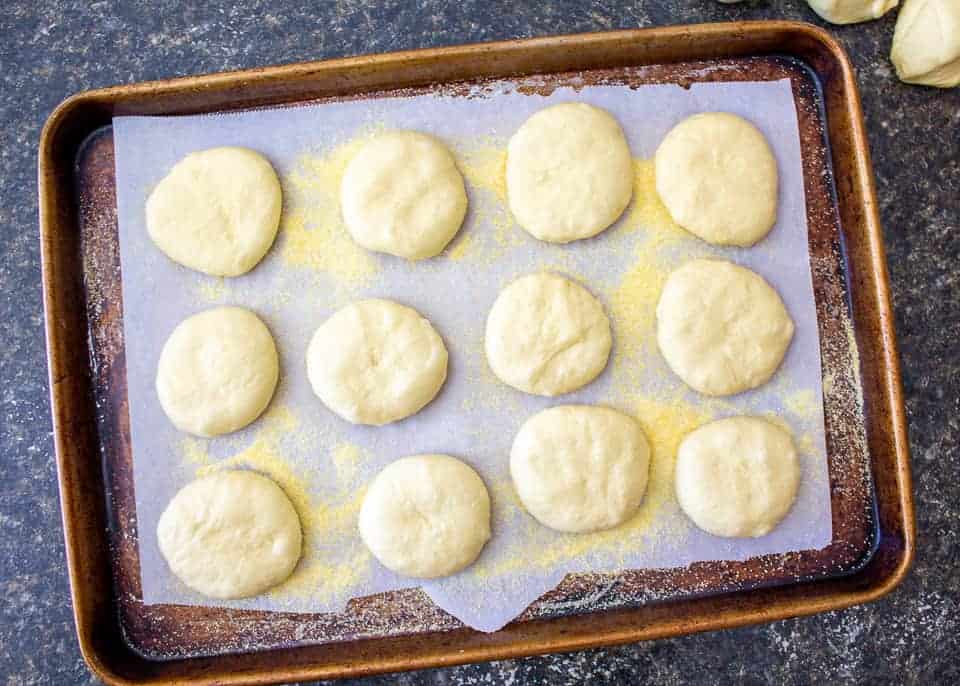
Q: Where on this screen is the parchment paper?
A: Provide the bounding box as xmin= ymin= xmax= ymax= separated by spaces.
xmin=113 ymin=77 xmax=831 ymax=633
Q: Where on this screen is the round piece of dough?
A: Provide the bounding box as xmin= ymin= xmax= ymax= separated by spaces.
xmin=306 ymin=299 xmax=448 ymax=425
xmin=890 ymin=0 xmax=960 ymax=88
xmin=358 ymin=454 xmax=491 ymax=578
xmin=156 ymin=306 xmax=279 ymax=437
xmin=506 ymin=103 xmax=633 ymax=243
xmin=157 ymin=471 xmax=302 ymax=598
xmin=510 ymin=405 xmax=650 ymax=533
xmin=655 ymin=112 xmax=778 ymax=246
xmin=806 ymin=0 xmax=898 ymax=25
xmin=146 ymin=147 xmax=282 ymax=276
xmin=485 ymin=273 xmax=612 ymax=396
xmin=675 ymin=416 xmax=800 ymax=538
xmin=340 ymin=131 xmax=468 ymax=259
xmin=656 ymin=259 xmax=794 ymax=396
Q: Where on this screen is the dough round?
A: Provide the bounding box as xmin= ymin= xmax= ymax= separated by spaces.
xmin=675 ymin=416 xmax=800 ymax=538
xmin=656 ymin=259 xmax=794 ymax=396
xmin=655 ymin=112 xmax=778 ymax=246
xmin=156 ymin=307 xmax=279 ymax=437
xmin=510 ymin=405 xmax=650 ymax=533
xmin=340 ymin=131 xmax=468 ymax=259
xmin=891 ymin=0 xmax=960 ymax=88
xmin=157 ymin=470 xmax=302 ymax=598
xmin=146 ymin=147 xmax=282 ymax=276
xmin=806 ymin=0 xmax=898 ymax=25
xmin=506 ymin=103 xmax=633 ymax=243
xmin=485 ymin=273 xmax=612 ymax=396
xmin=306 ymin=299 xmax=448 ymax=425
xmin=359 ymin=454 xmax=491 ymax=578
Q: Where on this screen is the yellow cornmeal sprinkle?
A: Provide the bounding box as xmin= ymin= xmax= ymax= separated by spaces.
xmin=605 ymin=159 xmax=696 ymax=380
xmin=456 ymin=143 xmax=522 ymax=255
xmin=278 ymin=136 xmax=378 ymax=288
xmin=842 ymin=316 xmax=864 ymax=406
xmin=476 ymin=393 xmax=711 ymax=580
xmin=797 ymin=432 xmax=816 ymax=456
xmin=616 ymin=159 xmax=688 ymax=247
xmin=331 ymin=441 xmax=363 ymax=487
xmin=458 ymin=141 xmax=507 ymax=203
xmin=822 ymin=371 xmax=835 ymax=396
xmin=445 ymin=229 xmax=475 ymax=262
xmin=267 ymin=483 xmax=371 ymax=603
xmin=608 ymin=252 xmax=669 ymax=378
xmin=783 ymin=389 xmax=817 ymax=420
xmin=459 ymin=326 xmax=525 ymax=416
xmin=179 ymin=404 xmax=370 ymax=603
xmin=180 ymin=435 xmax=211 ymax=467
xmin=194 ymin=276 xmax=228 ymax=304
xmin=275 ymin=547 xmax=372 ymax=602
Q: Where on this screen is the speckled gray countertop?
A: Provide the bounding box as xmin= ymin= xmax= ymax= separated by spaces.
xmin=1 ymin=1 xmax=957 ymax=684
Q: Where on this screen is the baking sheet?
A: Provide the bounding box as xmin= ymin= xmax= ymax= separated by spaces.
xmin=113 ymin=77 xmax=831 ymax=633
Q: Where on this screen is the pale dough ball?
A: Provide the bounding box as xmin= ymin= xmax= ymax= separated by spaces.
xmin=891 ymin=0 xmax=960 ymax=88
xmin=656 ymin=259 xmax=794 ymax=396
xmin=675 ymin=416 xmax=800 ymax=538
xmin=485 ymin=273 xmax=612 ymax=396
xmin=806 ymin=0 xmax=898 ymax=25
xmin=511 ymin=405 xmax=650 ymax=533
xmin=655 ymin=112 xmax=778 ymax=247
xmin=157 ymin=471 xmax=302 ymax=598
xmin=340 ymin=131 xmax=468 ymax=259
xmin=306 ymin=299 xmax=448 ymax=425
xmin=146 ymin=147 xmax=282 ymax=276
xmin=506 ymin=103 xmax=633 ymax=243
xmin=358 ymin=454 xmax=491 ymax=578
xmin=156 ymin=307 xmax=279 ymax=437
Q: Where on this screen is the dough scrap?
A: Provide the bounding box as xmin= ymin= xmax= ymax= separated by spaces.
xmin=655 ymin=112 xmax=778 ymax=247
xmin=156 ymin=306 xmax=279 ymax=437
xmin=306 ymin=299 xmax=448 ymax=425
xmin=891 ymin=0 xmax=960 ymax=88
xmin=675 ymin=416 xmax=800 ymax=538
xmin=157 ymin=471 xmax=302 ymax=598
xmin=485 ymin=273 xmax=612 ymax=396
xmin=510 ymin=405 xmax=650 ymax=533
xmin=806 ymin=0 xmax=898 ymax=25
xmin=359 ymin=454 xmax=491 ymax=578
xmin=146 ymin=147 xmax=282 ymax=276
xmin=340 ymin=131 xmax=468 ymax=259
xmin=506 ymin=103 xmax=633 ymax=243
xmin=656 ymin=259 xmax=794 ymax=396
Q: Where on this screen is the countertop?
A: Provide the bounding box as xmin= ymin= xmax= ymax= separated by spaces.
xmin=1 ymin=1 xmax=957 ymax=684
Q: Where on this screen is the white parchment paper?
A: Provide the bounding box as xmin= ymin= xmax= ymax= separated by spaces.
xmin=114 ymin=77 xmax=831 ymax=632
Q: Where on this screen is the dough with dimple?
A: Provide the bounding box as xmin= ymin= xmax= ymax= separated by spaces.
xmin=306 ymin=299 xmax=448 ymax=425
xmin=358 ymin=454 xmax=491 ymax=578
xmin=805 ymin=0 xmax=898 ymax=25
xmin=675 ymin=416 xmax=800 ymax=538
xmin=510 ymin=405 xmax=650 ymax=533
xmin=891 ymin=0 xmax=960 ymax=88
xmin=146 ymin=147 xmax=282 ymax=276
xmin=656 ymin=259 xmax=794 ymax=396
xmin=156 ymin=306 xmax=279 ymax=437
xmin=655 ymin=112 xmax=778 ymax=247
xmin=485 ymin=273 xmax=612 ymax=396
xmin=157 ymin=471 xmax=302 ymax=599
xmin=506 ymin=103 xmax=633 ymax=243
xmin=340 ymin=131 xmax=468 ymax=259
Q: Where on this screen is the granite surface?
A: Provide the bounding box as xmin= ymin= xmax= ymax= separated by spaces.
xmin=0 ymin=1 xmax=957 ymax=684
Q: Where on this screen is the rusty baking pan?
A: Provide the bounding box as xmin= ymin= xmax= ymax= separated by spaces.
xmin=40 ymin=21 xmax=913 ymax=685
